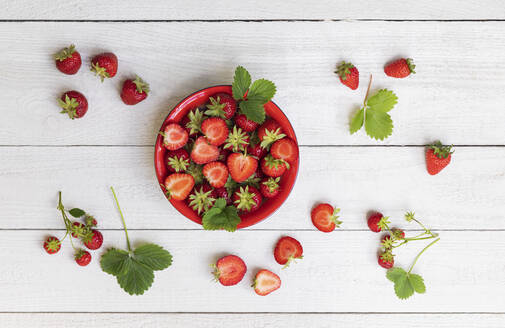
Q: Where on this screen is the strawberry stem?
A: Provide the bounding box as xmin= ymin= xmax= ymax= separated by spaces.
xmin=110 ymin=186 xmax=132 ymax=253
xmin=363 ymin=74 xmax=373 ymax=107
xmin=408 ymin=237 xmax=440 ymax=274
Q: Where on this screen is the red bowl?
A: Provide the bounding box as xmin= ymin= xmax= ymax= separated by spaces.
xmin=154 ymin=85 xmax=299 ymax=229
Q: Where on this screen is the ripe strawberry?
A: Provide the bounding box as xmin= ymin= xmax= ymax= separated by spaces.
xmin=91 ymin=52 xmax=118 ymax=82
xmin=274 ymin=236 xmax=303 ymax=267
xmin=253 ymin=269 xmax=281 ymax=296
xmin=58 ymin=91 xmax=88 ymax=119
xmin=166 ymin=148 xmax=190 ymax=173
xmin=212 ymin=255 xmax=247 ymax=286
xmin=188 ymin=184 xmax=216 ymax=215
xmin=224 ymin=126 xmax=249 ymax=152
xmin=248 ymin=143 xmax=267 ymax=159
xmin=160 ymin=123 xmax=189 ymax=151
xmin=54 ymin=44 xmax=81 ymax=75
xmin=258 ymin=120 xmax=286 ymax=149
xmin=311 ymin=203 xmax=342 ymax=233
xmin=120 ymin=76 xmax=149 ymax=105
xmin=83 ymin=229 xmax=103 ymax=250
xmin=71 ymin=221 xmax=86 ymax=238
xmin=425 ymin=141 xmax=454 ymax=175
xmin=392 ymin=228 xmax=405 ymax=239
xmin=201 ymin=117 xmax=229 ymax=146
xmin=85 ymin=215 xmax=97 ymax=227
xmin=260 ymin=177 xmax=280 ymax=198
xmin=218 ymin=147 xmax=231 ymax=162
xmin=378 ymin=252 xmax=394 ymax=269
xmin=164 ymin=173 xmax=195 ymax=200
xmin=384 ymin=58 xmax=416 ymax=78
xmin=75 ymin=249 xmax=92 ymax=266
xmin=203 ymin=161 xmax=229 ymax=188
xmin=368 ymin=212 xmax=384 ymax=233
xmin=43 ymin=236 xmax=61 ymax=254
xmin=232 ymin=186 xmax=262 ymax=213
xmin=261 ymin=155 xmax=287 ymax=177
xmin=335 ymin=61 xmax=359 ymax=90
xmin=191 ymin=136 xmax=220 ymax=164
xmin=235 ymin=114 xmax=259 ymax=132
xmin=227 ymin=153 xmax=258 ymax=182
xmin=270 ymin=138 xmax=298 ymax=164
xmin=181 ymin=108 xmax=204 ymax=137
xmin=205 ymin=93 xmax=237 ymax=119
xmin=381 ymin=235 xmax=393 ymax=248
xmin=214 ymin=187 xmax=231 ymax=205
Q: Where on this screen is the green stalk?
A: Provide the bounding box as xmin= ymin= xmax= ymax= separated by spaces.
xmin=110 ymin=187 xmax=132 ymax=253
xmin=408 ymin=238 xmax=440 ymax=274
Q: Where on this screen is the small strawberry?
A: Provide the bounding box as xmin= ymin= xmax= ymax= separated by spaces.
xmin=160 ymin=123 xmax=189 ymax=151
xmin=384 ymin=58 xmax=416 ymax=78
xmin=311 ymin=203 xmax=342 ymax=232
xmin=232 ymin=185 xmax=262 ymax=213
xmin=201 ymin=117 xmax=229 ymax=146
xmin=188 ymin=184 xmax=216 ymax=215
xmin=54 ymin=44 xmax=81 ymax=75
xmin=212 ymin=255 xmax=247 ymax=286
xmin=191 ymin=136 xmax=220 ymax=164
xmin=261 ymin=155 xmax=288 ymax=177
xmin=248 ymin=143 xmax=267 ymax=159
xmin=381 ymin=235 xmax=394 ymax=249
xmin=253 ymin=269 xmax=281 ymax=296
xmin=227 ymin=153 xmax=258 ymax=183
xmin=218 ymin=147 xmax=231 ymax=162
xmin=205 ymin=94 xmax=237 ymax=119
xmin=164 ymin=173 xmax=195 ymax=200
xmin=378 ymin=251 xmax=394 ymax=269
xmin=91 ymin=52 xmax=118 ymax=82
xmin=224 ymin=126 xmax=249 ymax=152
xmin=258 ymin=119 xmax=285 ymax=148
xmin=367 ymin=212 xmax=384 ymax=233
xmin=75 ymin=249 xmax=92 ymax=266
xmin=82 ymin=229 xmax=103 ymax=250
xmin=58 ymin=91 xmax=88 ymax=119
xmin=235 ymin=114 xmax=259 ymax=132
xmin=392 ymin=228 xmax=405 ymax=239
xmin=260 ymin=177 xmax=280 ymax=198
xmin=425 ymin=141 xmax=454 ymax=175
xmin=181 ymin=108 xmax=205 ymax=137
xmin=43 ymin=236 xmax=61 ymax=254
xmin=335 ymin=61 xmax=359 ymax=90
xmin=71 ymin=221 xmax=86 ymax=238
xmin=166 ymin=148 xmax=190 ymax=173
xmin=214 ymin=187 xmax=231 ymax=205
xmin=84 ymin=215 xmax=97 ymax=227
xmin=120 ymin=76 xmax=149 ymax=105
xmin=270 ymin=138 xmax=298 ymax=164
xmin=203 ymin=161 xmax=229 ymax=188
xmin=274 ymin=236 xmax=303 ymax=267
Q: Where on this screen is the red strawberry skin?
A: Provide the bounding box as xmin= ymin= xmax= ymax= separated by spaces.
xmin=426 ymin=149 xmax=451 ymax=175
xmin=232 ymin=186 xmax=262 ymax=213
xmin=274 ymin=236 xmax=303 ymax=265
xmin=191 ymin=136 xmax=220 ymax=164
xmin=201 ymin=117 xmax=229 ymax=146
xmin=270 ymin=138 xmax=298 ymax=163
xmin=261 ymin=155 xmax=287 ymax=177
xmin=311 ymin=203 xmax=337 ymax=233
xmin=214 ymin=187 xmax=231 ymax=205
xmin=43 ymin=236 xmax=61 ymax=254
xmin=253 ymin=269 xmax=281 ymax=296
xmin=248 ymin=143 xmax=267 ymax=159
xmin=84 ymin=229 xmax=103 ymax=250
xmin=165 ymin=148 xmax=190 ymax=173
xmin=258 ymin=119 xmax=283 ymax=141
xmin=214 ymin=255 xmax=247 ymax=286
xmin=235 ymin=114 xmax=258 ymax=132
xmin=367 ymin=212 xmax=383 ymax=232
xmin=203 ymin=161 xmax=229 ymax=188
xmin=378 ymin=254 xmax=394 ymax=269
xmin=213 ymin=93 xmax=237 ymax=119
xmin=59 ymin=91 xmax=88 ymax=119
xmin=260 ymin=177 xmax=280 ymax=198
xmin=55 ymin=46 xmax=81 ymax=75
xmin=384 ymin=58 xmax=415 ymax=78
xmin=121 ymin=79 xmax=148 ymax=105
xmin=75 ymin=250 xmax=92 ymax=266
xmin=227 ymin=153 xmax=258 ymax=183
xmin=336 ymin=62 xmax=359 ymax=90
xmin=91 ymin=52 xmax=118 ymax=79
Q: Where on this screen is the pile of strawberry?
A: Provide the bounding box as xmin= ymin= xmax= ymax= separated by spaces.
xmin=43 ymin=192 xmax=103 ymax=266
xmin=159 ymin=67 xmax=298 ymax=231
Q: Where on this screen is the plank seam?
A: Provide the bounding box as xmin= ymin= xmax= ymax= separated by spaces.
xmin=0 ymin=311 xmax=504 ymax=314
xmin=1 ymin=19 xmax=505 ymax=23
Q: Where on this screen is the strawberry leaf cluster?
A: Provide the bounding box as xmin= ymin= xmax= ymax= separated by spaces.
xmin=202 ymin=198 xmax=241 ymax=232
xmin=386 ymin=267 xmax=426 ymax=299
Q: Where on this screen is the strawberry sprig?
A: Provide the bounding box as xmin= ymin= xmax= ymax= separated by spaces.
xmin=378 ymin=212 xmax=440 ymax=299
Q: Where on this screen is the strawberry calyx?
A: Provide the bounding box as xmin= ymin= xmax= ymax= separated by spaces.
xmin=210 ymin=263 xmax=221 ymax=282
xmin=54 ymin=44 xmax=76 ymax=61
xmin=260 ymin=128 xmax=286 ymax=149
xmin=428 ymin=141 xmax=454 ymax=159
xmin=233 ymin=186 xmax=256 ymax=211
xmin=405 ymin=58 xmax=416 ymax=74
xmin=185 ymin=109 xmax=205 ymax=135
xmin=224 ymin=126 xmax=249 ymax=152
xmin=168 ymin=155 xmax=190 ymax=173
xmin=84 ymin=215 xmax=97 ymax=227
xmin=188 ymin=186 xmax=215 ymax=215
xmin=377 ymin=216 xmax=391 ymax=231
xmin=262 ymin=177 xmax=280 ymax=193
xmin=282 ymin=254 xmax=304 ymax=269
xmin=205 ymin=96 xmax=227 ymax=118
xmin=335 ymin=61 xmax=355 ymax=80
xmin=404 ymin=211 xmax=415 ymax=222
xmin=58 ymin=94 xmax=80 ymax=119
xmin=381 ymin=236 xmax=394 ymax=250
xmin=90 ymin=62 xmax=110 ymax=82
xmin=70 ymin=222 xmax=87 ymax=238
xmin=186 ymin=163 xmax=204 ymax=185
xmin=264 ymin=154 xmax=290 ymax=170
xmin=132 ymin=76 xmax=150 ymax=94
xmin=44 ymin=237 xmax=61 ymax=252
xmin=380 ymin=250 xmax=395 ymax=263
xmin=74 ymin=248 xmax=88 ymax=259
xmin=328 ymin=207 xmax=342 ymax=227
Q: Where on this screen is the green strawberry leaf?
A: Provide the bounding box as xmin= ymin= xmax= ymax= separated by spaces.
xmin=394 ymin=272 xmax=415 ymax=300
xmin=350 ymin=108 xmax=364 ymax=134
xmin=248 ymin=78 xmax=276 ymax=102
xmin=364 ymin=108 xmax=393 ymax=141
xmin=232 ymin=66 xmax=251 ymax=100
xmin=239 ymin=98 xmax=266 ymax=124
xmin=386 ymin=267 xmax=426 ymax=300
xmin=367 ymin=89 xmax=398 ymax=113
xmin=133 ymin=244 xmax=173 ymax=271
xmin=116 ymin=257 xmax=154 ymax=296
xmin=69 ymin=208 xmax=85 ymax=218
xmin=386 ymin=267 xmax=407 ymax=283
xmin=100 ymin=248 xmax=131 ymax=276
xmin=202 ymin=198 xmax=241 ymax=232
xmin=408 ymin=273 xmax=426 ymax=294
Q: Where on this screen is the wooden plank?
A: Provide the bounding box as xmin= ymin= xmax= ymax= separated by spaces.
xmin=1 ymin=146 xmax=504 ymax=230
xmin=1 ymin=230 xmax=504 ymax=312
xmin=2 ymin=1 xmax=505 ymax=20
xmin=2 ymin=313 xmax=505 ymax=328
xmin=0 ymin=22 xmax=505 ymax=145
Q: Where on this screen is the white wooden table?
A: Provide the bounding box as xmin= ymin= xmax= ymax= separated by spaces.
xmin=1 ymin=1 xmax=505 ymax=327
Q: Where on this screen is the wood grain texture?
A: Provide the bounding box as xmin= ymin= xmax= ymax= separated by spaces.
xmin=2 ymin=0 xmax=505 ymax=20
xmin=2 ymin=313 xmax=505 ymax=328
xmin=1 ymin=22 xmax=505 ymax=145
xmin=1 ymin=230 xmax=504 ymax=312
xmin=1 ymin=146 xmax=504 ymax=230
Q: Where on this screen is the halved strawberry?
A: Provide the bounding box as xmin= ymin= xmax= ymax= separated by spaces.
xmin=160 ymin=123 xmax=189 ymax=150
xmin=164 ymin=173 xmax=195 ymax=200
xmin=212 ymin=255 xmax=247 ymax=286
xmin=191 ymin=136 xmax=219 ymax=164
xmin=258 ymin=119 xmax=285 ymax=148
xmin=227 ymin=153 xmax=258 ymax=183
xmin=260 ymin=177 xmax=280 ymax=198
xmin=203 ymin=161 xmax=229 ymax=188
xmin=253 ymin=269 xmax=281 ymax=296
xmin=271 ymin=138 xmax=298 ymax=164
xmin=274 ymin=236 xmax=303 ymax=267
xmin=311 ymin=203 xmax=342 ymax=232
xmin=261 ymin=155 xmax=288 ymax=177
xmin=201 ymin=117 xmax=229 ymax=146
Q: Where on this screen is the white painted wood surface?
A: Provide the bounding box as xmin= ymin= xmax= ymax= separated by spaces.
xmin=1 ymin=1 xmax=505 ymax=326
